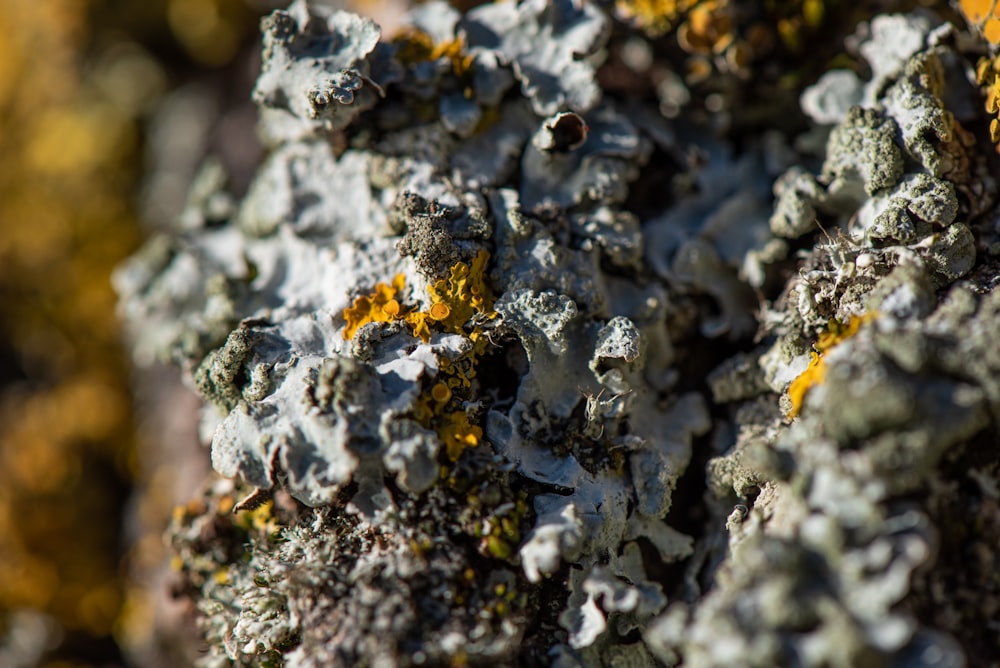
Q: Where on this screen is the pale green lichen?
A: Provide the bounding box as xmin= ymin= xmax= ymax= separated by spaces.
xmin=194 ymin=325 xmax=258 ymax=413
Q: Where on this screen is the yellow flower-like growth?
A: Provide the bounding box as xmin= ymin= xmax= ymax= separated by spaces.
xmin=406 ymin=250 xmax=495 ymax=343
xmin=962 ymin=0 xmax=1000 ymax=45
xmin=408 ymin=251 xmax=496 ymax=460
xmin=786 ymin=352 xmax=826 ymax=418
xmin=970 ymin=0 xmax=1000 ymax=149
xmin=343 ymin=252 xmax=497 ymax=461
xmin=411 ymin=375 xmax=483 ymax=461
xmin=773 ymin=0 xmax=827 ymax=53
xmin=232 ymin=499 xmax=282 ymax=540
xmin=615 ymin=0 xmax=698 ymax=36
xmin=976 ymin=54 xmax=1000 ymax=148
xmin=438 ymin=411 xmax=484 ymax=462
xmin=342 ymin=274 xmax=406 ymax=339
xmin=408 ymin=393 xmax=486 ymax=461
xmin=786 ymin=313 xmax=875 ymax=418
xmin=677 ymin=1 xmax=734 ymax=55
xmin=392 ymin=28 xmax=475 ymax=82
xmin=430 ymin=382 xmax=453 ymax=404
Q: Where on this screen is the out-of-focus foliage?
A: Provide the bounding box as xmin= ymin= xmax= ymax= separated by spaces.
xmin=0 ymin=0 xmax=261 ymax=664
xmin=615 ymin=0 xmax=836 ymax=79
xmin=0 ymin=0 xmax=142 ymax=648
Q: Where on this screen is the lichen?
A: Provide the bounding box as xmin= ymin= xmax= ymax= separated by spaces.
xmin=342 ymin=251 xmax=497 ymax=462
xmin=461 ymin=0 xmax=610 ymax=116
xmin=404 ymin=249 xmax=495 ymax=343
xmin=785 ymin=313 xmax=876 ymax=418
xmin=614 ymin=0 xmax=696 ymax=37
xmin=342 ymin=273 xmax=406 ymax=340
xmin=976 ymin=52 xmax=1000 ymax=149
xmin=115 ymin=2 xmax=1000 ymax=666
xmin=253 ymin=0 xmax=391 ymax=140
xmin=961 ymin=0 xmax=1000 ymax=45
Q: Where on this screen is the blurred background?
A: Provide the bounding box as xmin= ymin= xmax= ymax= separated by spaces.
xmin=0 ymin=1 xmax=271 ymax=665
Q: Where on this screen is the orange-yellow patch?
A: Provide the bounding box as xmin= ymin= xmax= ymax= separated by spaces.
xmin=431 ymin=382 xmax=453 ymax=404
xmin=786 ymin=313 xmax=875 ymax=418
xmin=615 ymin=0 xmax=697 ymax=36
xmin=342 ymin=273 xmax=406 ymax=339
xmin=961 ymin=0 xmax=1000 ymax=45
xmin=430 ymin=302 xmax=451 ymax=320
xmin=405 ymin=250 xmax=495 ymax=343
xmin=391 ymin=28 xmax=474 ymax=80
xmin=977 ymin=54 xmax=1000 ymax=149
xmin=439 ymin=410 xmax=483 ymax=461
xmin=344 ymin=254 xmax=497 ymax=462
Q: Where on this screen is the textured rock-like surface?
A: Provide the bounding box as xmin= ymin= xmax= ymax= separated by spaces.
xmin=117 ymin=2 xmax=1000 ymax=666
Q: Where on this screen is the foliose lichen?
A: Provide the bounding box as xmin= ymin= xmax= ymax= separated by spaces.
xmin=117 ymin=1 xmax=1000 ymax=666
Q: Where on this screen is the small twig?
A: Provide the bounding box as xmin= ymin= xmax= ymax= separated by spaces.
xmin=233 ymin=487 xmax=273 ymax=514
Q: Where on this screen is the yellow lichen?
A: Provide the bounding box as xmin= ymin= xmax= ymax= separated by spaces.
xmin=405 ymin=250 xmax=495 ymax=343
xmin=976 ymin=54 xmax=1000 ymax=148
xmin=814 ymin=312 xmax=870 ymax=353
xmin=391 ymin=28 xmax=475 ymax=82
xmin=615 ymin=0 xmax=698 ymax=36
xmin=431 ymin=382 xmax=453 ymax=404
xmin=342 ymin=273 xmax=406 ymax=339
xmin=475 ymin=497 xmax=527 ymax=562
xmin=677 ymin=1 xmax=734 ymax=55
xmin=618 ymin=0 xmax=763 ymax=80
xmin=962 ymin=0 xmax=1000 ymax=45
xmin=407 ymin=311 xmax=434 ymax=342
xmin=786 ymin=313 xmax=875 ymax=418
xmin=786 ymin=351 xmax=826 ymax=419
xmin=233 ymin=499 xmax=282 ymax=539
xmin=438 ymin=411 xmax=483 ymax=461
xmin=439 ymin=356 xmax=477 ymax=391
xmin=430 ymin=302 xmax=452 ymax=320
xmin=411 ymin=252 xmax=497 ymax=460
xmin=958 ymin=3 xmax=1000 ymax=150
xmin=344 ymin=253 xmax=497 ymax=462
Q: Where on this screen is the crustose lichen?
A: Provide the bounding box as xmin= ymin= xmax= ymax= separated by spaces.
xmin=344 ymin=250 xmax=496 ymax=460
xmin=786 ymin=312 xmax=876 ymax=418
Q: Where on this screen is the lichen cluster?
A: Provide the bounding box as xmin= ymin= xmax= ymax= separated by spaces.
xmin=116 ymin=1 xmax=1000 ymax=666
xmin=343 ymin=248 xmax=497 ymax=460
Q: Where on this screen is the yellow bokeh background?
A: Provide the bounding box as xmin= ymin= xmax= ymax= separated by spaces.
xmin=0 ymin=0 xmax=258 ymax=663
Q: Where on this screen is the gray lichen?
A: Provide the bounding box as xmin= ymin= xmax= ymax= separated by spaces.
xmin=660 ymin=12 xmax=1000 ymax=668
xmin=461 ymin=0 xmax=610 ymax=116
xmin=118 ymin=2 xmax=1000 ymax=666
xmin=254 ymin=1 xmax=391 ymax=141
